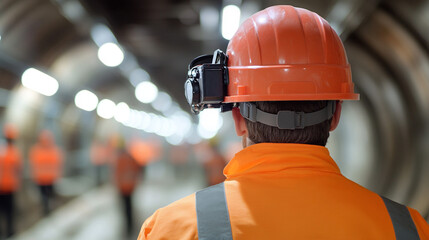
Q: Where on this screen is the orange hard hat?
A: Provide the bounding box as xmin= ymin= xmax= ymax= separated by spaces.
xmin=224 ymin=5 xmax=359 ymax=103
xmin=4 ymin=124 xmax=18 ymax=139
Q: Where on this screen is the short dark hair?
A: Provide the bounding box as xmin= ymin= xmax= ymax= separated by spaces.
xmin=244 ymin=101 xmax=334 ymax=146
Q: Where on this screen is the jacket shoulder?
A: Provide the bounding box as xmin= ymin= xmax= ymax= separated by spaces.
xmin=408 ymin=207 xmax=429 ymax=239
xmin=138 ymin=193 xmax=198 ymax=240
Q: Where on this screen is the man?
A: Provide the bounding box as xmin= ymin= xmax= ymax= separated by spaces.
xmin=0 ymin=124 xmax=21 ymax=238
xmin=113 ymin=138 xmax=142 ymax=236
xmin=30 ymin=130 xmax=63 ymax=216
xmin=138 ymin=5 xmax=429 ymax=239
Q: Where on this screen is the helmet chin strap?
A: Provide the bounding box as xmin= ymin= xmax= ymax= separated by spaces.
xmin=239 ymin=101 xmax=336 ymax=130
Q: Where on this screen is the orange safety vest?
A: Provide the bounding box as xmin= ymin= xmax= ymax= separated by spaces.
xmin=138 ymin=143 xmax=429 ymax=239
xmin=30 ymin=145 xmax=62 ymax=185
xmin=114 ymin=151 xmax=141 ymax=195
xmin=0 ymin=145 xmax=22 ymax=192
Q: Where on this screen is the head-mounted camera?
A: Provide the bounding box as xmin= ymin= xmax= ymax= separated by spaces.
xmin=184 ymin=49 xmax=233 ymax=114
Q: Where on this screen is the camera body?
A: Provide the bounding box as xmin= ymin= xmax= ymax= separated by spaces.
xmin=184 ymin=50 xmax=232 ymax=114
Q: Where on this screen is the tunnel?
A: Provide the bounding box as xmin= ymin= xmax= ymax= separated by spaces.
xmin=0 ymin=0 xmax=427 ymax=239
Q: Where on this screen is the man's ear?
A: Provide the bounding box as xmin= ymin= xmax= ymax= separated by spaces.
xmin=330 ymin=101 xmax=342 ymax=131
xmin=232 ymin=107 xmax=248 ymax=137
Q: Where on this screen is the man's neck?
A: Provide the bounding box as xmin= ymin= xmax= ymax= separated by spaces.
xmin=242 ymin=137 xmax=254 ymax=148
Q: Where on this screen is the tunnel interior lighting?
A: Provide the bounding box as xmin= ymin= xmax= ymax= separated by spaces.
xmin=97 ymin=99 xmax=116 ymax=119
xmin=129 ymin=68 xmax=150 ymax=87
xmin=61 ymin=0 xmax=85 ymax=22
xmin=198 ymin=108 xmax=223 ymax=139
xmin=151 ymin=91 xmax=172 ymax=112
xmin=135 ymin=81 xmax=158 ymax=103
xmin=186 ymin=127 xmax=202 ymax=145
xmin=74 ymin=90 xmax=98 ymax=111
xmin=156 ymin=118 xmax=176 ymax=137
xmin=97 ymin=42 xmax=124 ymax=67
xmin=166 ymin=134 xmax=184 ymax=146
xmin=21 ymin=68 xmax=59 ymax=96
xmin=200 ymin=6 xmax=219 ymax=31
xmin=171 ymin=111 xmax=192 ymax=137
xmin=221 ymin=5 xmax=241 ymax=40
xmin=91 ymin=24 xmax=117 ymax=47
xmin=114 ymin=102 xmax=130 ymax=123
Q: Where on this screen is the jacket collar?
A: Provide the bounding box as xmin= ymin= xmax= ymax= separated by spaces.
xmin=224 ymin=143 xmax=341 ymax=179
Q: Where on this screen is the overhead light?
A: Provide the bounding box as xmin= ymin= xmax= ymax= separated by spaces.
xmin=151 ymin=91 xmax=172 ymax=112
xmin=129 ymin=68 xmax=150 ymax=87
xmin=97 ymin=42 xmax=124 ymax=67
xmin=156 ymin=118 xmax=176 ymax=137
xmin=200 ymin=6 xmax=219 ymax=32
xmin=60 ymin=0 xmax=85 ymax=22
xmin=123 ymin=109 xmax=142 ymax=128
xmin=90 ymin=24 xmax=117 ymax=47
xmin=166 ymin=134 xmax=184 ymax=146
xmin=198 ymin=108 xmax=223 ymax=139
xmin=114 ymin=102 xmax=130 ymax=123
xmin=74 ymin=90 xmax=98 ymax=111
xmin=97 ymin=99 xmax=116 ymax=119
xmin=186 ymin=127 xmax=202 ymax=145
xmin=221 ymin=5 xmax=241 ymax=40
xmin=170 ymin=111 xmax=192 ymax=137
xmin=21 ymin=68 xmax=59 ymax=96
xmin=135 ymin=81 xmax=158 ymax=103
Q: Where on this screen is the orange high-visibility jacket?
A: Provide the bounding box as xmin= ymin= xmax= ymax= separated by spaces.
xmin=114 ymin=151 xmax=141 ymax=195
xmin=0 ymin=145 xmax=22 ymax=193
xmin=30 ymin=145 xmax=63 ymax=185
xmin=138 ymin=143 xmax=429 ymax=240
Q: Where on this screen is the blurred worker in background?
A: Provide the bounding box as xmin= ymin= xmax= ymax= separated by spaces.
xmin=194 ymin=140 xmax=226 ymax=186
xmin=139 ymin=5 xmax=429 ymax=239
xmin=0 ymin=124 xmax=21 ymax=238
xmin=90 ymin=139 xmax=110 ymax=186
xmin=113 ymin=137 xmax=142 ymax=236
xmin=30 ymin=130 xmax=63 ymax=216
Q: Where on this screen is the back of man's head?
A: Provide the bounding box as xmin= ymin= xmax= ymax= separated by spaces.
xmin=245 ymin=101 xmax=333 ymax=146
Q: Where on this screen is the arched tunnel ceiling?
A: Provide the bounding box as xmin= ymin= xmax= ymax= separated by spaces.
xmin=78 ymin=0 xmax=347 ymax=110
xmin=0 ymin=0 xmax=377 ymax=111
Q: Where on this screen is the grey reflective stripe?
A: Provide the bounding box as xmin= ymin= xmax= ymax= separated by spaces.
xmin=196 ymin=183 xmax=233 ymax=240
xmin=239 ymin=101 xmax=336 ymax=129
xmin=381 ymin=196 xmax=420 ymax=240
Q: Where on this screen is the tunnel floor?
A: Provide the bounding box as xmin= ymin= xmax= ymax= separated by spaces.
xmin=12 ymin=166 xmax=206 ymax=240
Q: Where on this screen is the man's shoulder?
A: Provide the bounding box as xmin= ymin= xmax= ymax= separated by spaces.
xmin=138 ymin=193 xmax=198 ymax=240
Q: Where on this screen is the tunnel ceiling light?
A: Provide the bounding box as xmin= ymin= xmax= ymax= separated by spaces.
xmin=166 ymin=134 xmax=184 ymax=146
xmin=114 ymin=102 xmax=130 ymax=123
xmin=21 ymin=68 xmax=59 ymax=96
xmin=135 ymin=81 xmax=158 ymax=104
xmin=74 ymin=90 xmax=98 ymax=111
xmin=170 ymin=111 xmax=192 ymax=137
xmin=151 ymin=91 xmax=172 ymax=112
xmin=129 ymin=68 xmax=150 ymax=87
xmin=61 ymin=0 xmax=85 ymax=22
xmin=97 ymin=99 xmax=116 ymax=119
xmin=91 ymin=24 xmax=117 ymax=47
xmin=97 ymin=42 xmax=124 ymax=67
xmin=200 ymin=6 xmax=219 ymax=32
xmin=221 ymin=5 xmax=241 ymax=40
xmin=198 ymin=108 xmax=223 ymax=139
